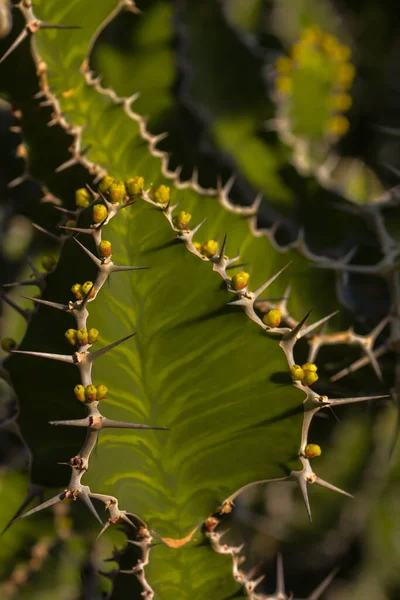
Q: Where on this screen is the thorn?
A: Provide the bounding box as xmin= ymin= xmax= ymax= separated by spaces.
xmin=217 ymin=234 xmax=227 ymax=263
xmin=39 ymin=22 xmax=82 ymax=30
xmin=307 ymin=567 xmax=340 ymax=600
xmin=314 ymin=477 xmax=353 ymax=498
xmin=79 ymin=491 xmax=103 ymax=526
xmin=275 ymin=554 xmax=285 ymax=596
xmin=101 ymin=418 xmax=168 ymax=431
xmin=109 ymin=264 xmax=149 ymax=273
xmin=32 ymin=223 xmax=62 ymax=243
xmin=87 ymin=332 xmax=137 ymax=363
xmin=188 ymin=217 xmax=207 ymax=238
xmin=11 ymin=349 xmax=74 ymax=364
xmin=49 ymin=418 xmax=91 ymax=427
xmin=59 ymin=225 xmax=93 ymax=235
xmin=97 ymin=521 xmax=111 ymax=539
xmin=297 ymin=476 xmax=312 ymax=522
xmin=299 ymin=311 xmax=339 ymax=340
xmin=73 ymin=237 xmax=101 ymax=266
xmin=0 ymin=28 xmax=28 ymax=65
xmin=2 ymin=278 xmax=41 ymax=289
xmin=11 ymin=493 xmax=64 ymax=523
xmin=325 ymin=394 xmax=389 ymax=407
xmin=21 ymin=296 xmax=68 ymax=312
xmin=253 ymin=262 xmax=291 ymax=299
xmin=54 ymin=157 xmax=78 ymax=173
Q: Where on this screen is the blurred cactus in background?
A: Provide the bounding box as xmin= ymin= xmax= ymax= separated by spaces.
xmin=0 ymin=1 xmax=399 ymax=599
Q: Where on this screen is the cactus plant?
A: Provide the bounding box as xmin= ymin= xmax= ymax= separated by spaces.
xmin=0 ymin=1 xmax=397 ymax=599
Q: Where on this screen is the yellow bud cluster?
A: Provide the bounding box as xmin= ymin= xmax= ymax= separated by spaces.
xmin=71 ymin=281 xmax=95 ymax=301
xmin=290 ymin=363 xmax=318 ymax=386
xmin=274 ymin=26 xmax=355 ymax=140
xmin=65 ymin=328 xmax=99 ymax=346
xmin=74 ymin=384 xmax=108 ymax=403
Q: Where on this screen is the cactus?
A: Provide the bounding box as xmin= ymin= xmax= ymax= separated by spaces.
xmin=0 ymin=0 xmax=397 ymax=599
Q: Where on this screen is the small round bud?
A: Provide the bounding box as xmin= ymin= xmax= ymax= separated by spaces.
xmin=99 ymin=240 xmax=112 ymax=259
xmin=302 ymin=362 xmax=317 ymax=372
xmin=201 ymin=240 xmax=218 ymax=258
xmin=126 ymin=176 xmax=144 ymax=197
xmin=76 ymin=328 xmax=89 ymax=346
xmin=74 ymin=384 xmax=86 ymax=403
xmin=65 ymin=219 xmax=76 ymax=229
xmin=88 ymin=328 xmax=99 ymax=344
xmin=75 ymin=188 xmax=91 ymax=208
xmin=173 ymin=211 xmax=192 ymax=230
xmin=290 ymin=365 xmax=304 ymax=381
xmin=92 ymin=204 xmax=108 ymax=224
xmin=85 ymin=385 xmax=97 ymax=402
xmin=108 ymin=181 xmax=126 ymax=204
xmin=65 ymin=329 xmax=77 ymax=346
xmin=41 ymin=256 xmax=56 ymax=272
xmin=96 ymin=384 xmax=108 ymax=400
xmin=276 ymin=75 xmax=292 ymax=95
xmin=1 ymin=338 xmax=16 ymax=352
xmin=71 ymin=283 xmax=83 ymax=300
xmin=81 ymin=281 xmax=95 ymax=298
xmin=327 ymin=115 xmax=349 ymax=136
xmin=304 ymin=444 xmax=322 ymax=458
xmin=98 ymin=175 xmax=114 ymax=193
xmin=263 ymin=309 xmax=282 ymax=328
xmin=231 ymin=271 xmax=250 ymax=291
xmin=302 ymin=371 xmax=319 ymax=386
xmin=193 ymin=242 xmax=202 ymax=251
xmin=154 ymin=184 xmax=170 ymax=205
xmin=275 ymin=56 xmax=292 ymax=73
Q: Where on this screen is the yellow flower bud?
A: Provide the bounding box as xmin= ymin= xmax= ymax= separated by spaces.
xmin=330 ymin=93 xmax=352 ymax=112
xmin=231 ymin=271 xmax=249 ymax=291
xmin=81 ymin=281 xmax=95 ymax=298
xmin=304 ymin=444 xmax=322 ymax=458
xmin=301 ymin=362 xmax=318 ymax=372
xmin=173 ymin=211 xmax=192 ymax=230
xmin=88 ymin=328 xmax=99 ymax=344
xmin=108 ymin=181 xmax=126 ymax=204
xmin=98 ymin=175 xmax=114 ymax=193
xmin=290 ymin=365 xmax=304 ymax=381
xmin=41 ymin=256 xmax=56 ymax=272
xmin=65 ymin=329 xmax=77 ymax=346
xmin=76 ymin=328 xmax=88 ymax=346
xmin=263 ymin=309 xmax=282 ymax=328
xmin=74 ymin=384 xmax=85 ymax=402
xmin=336 ymin=62 xmax=355 ymax=87
xmin=85 ymin=385 xmax=97 ymax=402
xmin=99 ymin=240 xmax=112 ymax=259
xmin=126 ymin=176 xmax=144 ymax=197
xmin=154 ymin=184 xmax=170 ymax=205
xmin=276 ymin=75 xmax=292 ymax=95
xmin=327 ymin=115 xmax=349 ymax=136
xmin=96 ymin=384 xmax=108 ymax=400
xmin=75 ymin=188 xmax=91 ymax=208
xmin=71 ymin=283 xmax=83 ymax=300
xmin=201 ymin=240 xmax=218 ymax=258
xmin=275 ymin=56 xmax=292 ymax=73
xmin=302 ymin=371 xmax=319 ymax=386
xmin=92 ymin=204 xmax=108 ymax=224
xmin=193 ymin=242 xmax=202 ymax=251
